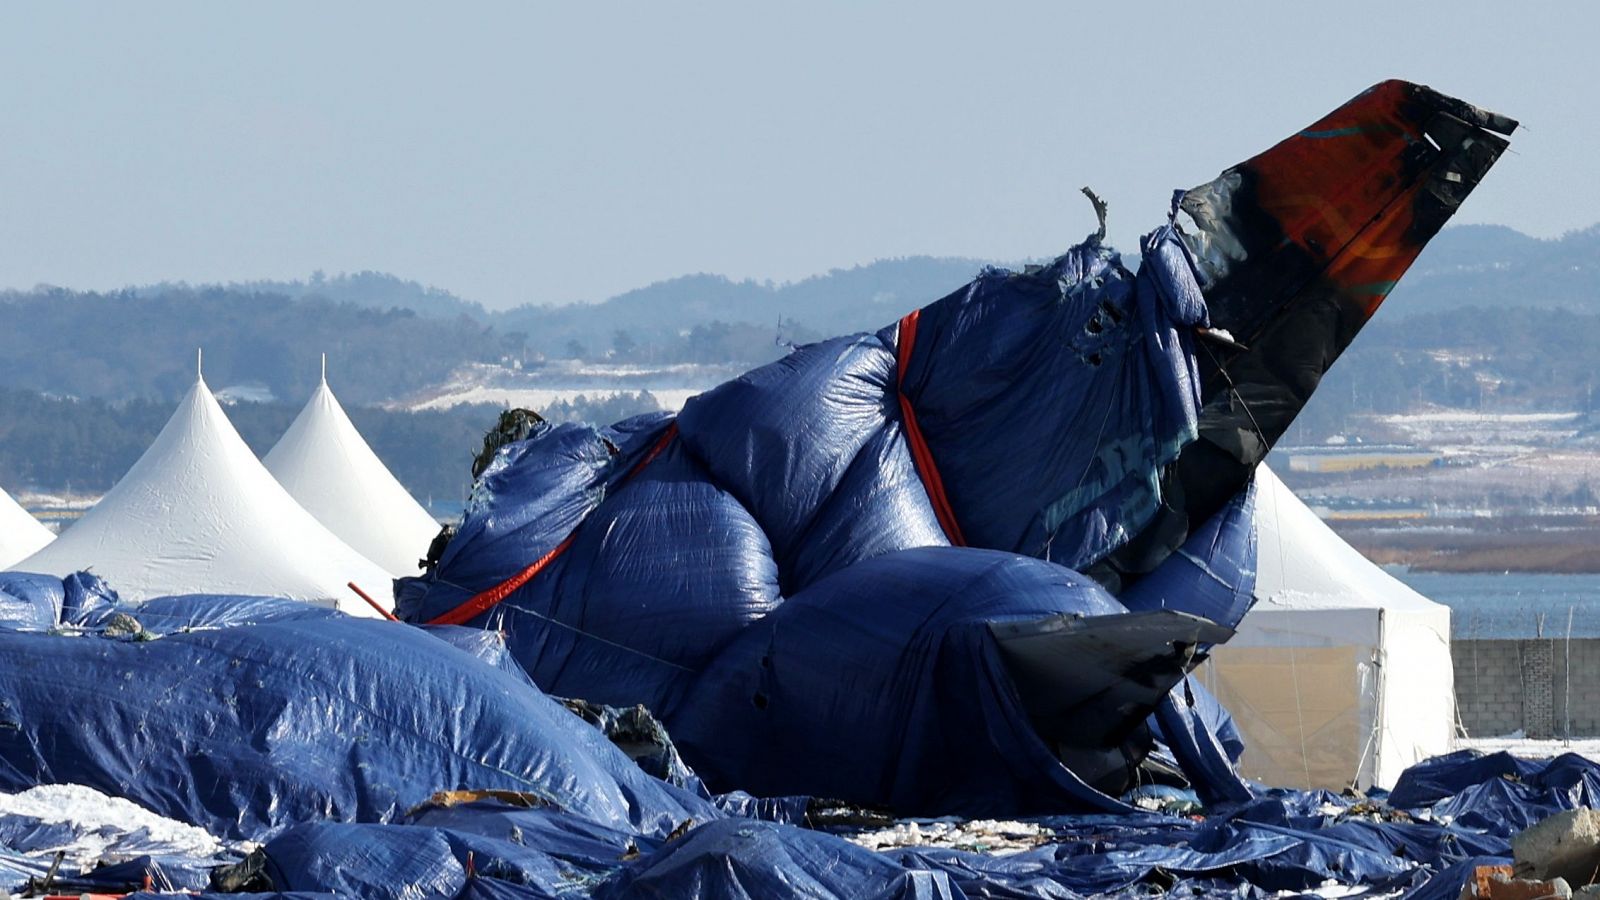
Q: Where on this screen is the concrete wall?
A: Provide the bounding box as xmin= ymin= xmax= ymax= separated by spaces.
xmin=1454 ymin=638 xmax=1600 ymax=738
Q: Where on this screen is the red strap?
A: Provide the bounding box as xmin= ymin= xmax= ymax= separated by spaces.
xmin=628 ymin=422 xmax=679 ymax=477
xmin=427 ymin=533 xmax=577 ymax=626
xmin=430 ymin=327 xmax=965 ymax=627
xmin=896 ymin=311 xmax=967 ymax=546
xmin=425 ymin=423 xmax=679 ymax=626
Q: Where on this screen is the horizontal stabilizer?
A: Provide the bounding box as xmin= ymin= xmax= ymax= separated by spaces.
xmin=992 ymin=610 xmax=1232 ymax=789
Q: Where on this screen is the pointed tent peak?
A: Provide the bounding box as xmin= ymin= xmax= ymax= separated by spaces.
xmin=0 ymin=484 xmax=54 ymax=569
xmin=307 ymin=370 xmax=341 ymax=411
xmin=266 ymin=378 xmax=440 ymax=578
xmin=171 ymin=374 xmax=233 ymax=441
xmin=196 ymin=347 xmax=204 ymax=384
xmin=9 ymin=370 xmax=392 ymax=613
xmin=320 ymin=352 xmax=327 ymax=385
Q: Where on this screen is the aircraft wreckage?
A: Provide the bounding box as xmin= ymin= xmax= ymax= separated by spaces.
xmin=0 ymin=79 xmax=1525 ymax=900
xmin=393 ymin=80 xmax=1517 ymax=815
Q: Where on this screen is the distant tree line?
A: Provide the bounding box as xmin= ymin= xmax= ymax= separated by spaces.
xmin=3 ymin=222 xmax=1598 ymax=451
xmin=0 ymin=285 xmax=500 ymax=406
xmin=1284 ymin=306 xmax=1600 ymax=444
xmin=0 ymin=386 xmax=661 ymax=509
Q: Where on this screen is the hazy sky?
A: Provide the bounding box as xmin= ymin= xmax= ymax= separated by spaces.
xmin=0 ymin=2 xmax=1592 ymax=309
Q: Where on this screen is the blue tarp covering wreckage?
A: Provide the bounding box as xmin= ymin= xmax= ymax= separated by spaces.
xmin=0 ymin=81 xmax=1538 ymax=897
xmin=0 ymin=578 xmax=1589 ymax=899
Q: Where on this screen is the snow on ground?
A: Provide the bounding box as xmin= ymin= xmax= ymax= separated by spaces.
xmin=14 ymin=491 xmax=97 ymax=511
xmin=407 ymin=385 xmax=704 ymax=413
xmin=0 ymin=783 xmax=227 ymax=869
xmin=847 ymin=818 xmax=1053 ymax=854
xmin=392 ymin=361 xmax=739 ymax=413
xmin=1457 ymin=735 xmax=1600 ymax=760
xmin=1370 ymin=410 xmax=1583 ymax=459
xmin=1382 ymin=412 xmax=1581 ymax=427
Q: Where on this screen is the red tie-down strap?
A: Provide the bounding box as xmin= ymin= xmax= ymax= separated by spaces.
xmin=896 ymin=311 xmax=967 ymax=547
xmin=426 ymin=422 xmax=679 ymax=626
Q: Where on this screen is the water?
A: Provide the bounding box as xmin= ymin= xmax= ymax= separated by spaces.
xmin=1389 ymin=570 xmax=1600 ymax=640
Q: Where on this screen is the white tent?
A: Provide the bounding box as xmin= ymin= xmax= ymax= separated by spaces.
xmin=264 ymin=371 xmax=439 ymax=578
xmin=0 ymin=485 xmax=53 ymax=569
xmin=1197 ymin=465 xmax=1453 ymax=792
xmin=9 ymin=375 xmax=392 ymax=616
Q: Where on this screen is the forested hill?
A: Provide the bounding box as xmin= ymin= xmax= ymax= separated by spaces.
xmin=1 ymin=223 xmax=1595 ymax=407
xmin=1383 ymin=224 xmax=1600 ymax=317
xmin=0 ymin=386 xmax=661 ymax=505
xmin=0 ymin=286 xmax=504 ymax=406
xmin=487 ymin=256 xmax=998 ymax=362
xmin=137 ymin=271 xmax=489 ymax=320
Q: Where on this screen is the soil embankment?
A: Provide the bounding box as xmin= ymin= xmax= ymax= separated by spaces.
xmin=1335 ymin=518 xmax=1600 ymax=573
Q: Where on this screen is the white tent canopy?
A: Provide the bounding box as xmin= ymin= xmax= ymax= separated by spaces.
xmin=264 ymin=372 xmax=440 ymax=578
xmin=9 ymin=376 xmax=392 ymax=616
xmin=1198 ymin=465 xmax=1453 ymax=792
xmin=0 ymin=486 xmax=53 ymax=569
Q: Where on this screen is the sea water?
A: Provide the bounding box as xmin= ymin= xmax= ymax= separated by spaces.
xmin=1390 ymin=570 xmax=1600 ymax=640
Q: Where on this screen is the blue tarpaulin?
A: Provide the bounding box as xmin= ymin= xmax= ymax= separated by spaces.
xmin=670 ymin=547 xmax=1144 ymax=816
xmin=0 ymin=572 xmax=1591 ymax=899
xmin=242 ymin=753 xmax=1600 ymax=899
xmin=395 ymin=226 xmax=1237 ymax=813
xmin=0 ymin=588 xmax=715 ymax=843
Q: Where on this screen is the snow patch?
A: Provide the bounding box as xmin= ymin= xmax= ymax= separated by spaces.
xmin=0 ymin=783 xmax=226 ymax=870
xmin=847 ymin=818 xmax=1050 ymax=854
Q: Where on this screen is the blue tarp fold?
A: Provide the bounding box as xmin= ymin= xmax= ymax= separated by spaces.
xmin=0 ymin=590 xmax=714 ymax=842
xmin=397 ymin=226 xmax=1237 ymax=813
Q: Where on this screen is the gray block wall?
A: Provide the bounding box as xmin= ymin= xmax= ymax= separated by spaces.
xmin=1455 ymin=638 xmax=1600 ymax=738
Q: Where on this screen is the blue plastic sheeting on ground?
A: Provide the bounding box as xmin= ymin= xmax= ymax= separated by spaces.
xmin=59 ymin=570 xmax=121 ymax=622
xmin=836 ymin=753 xmax=1600 ymax=899
xmin=6 ymin=702 xmax=1595 ymax=900
xmin=0 ymin=604 xmax=715 ymax=842
xmin=264 ymin=818 xmax=633 ymax=900
xmin=670 ymin=548 xmax=1140 ymax=817
xmin=0 ymin=569 xmax=122 ymax=630
xmin=711 ymin=791 xmax=810 ymax=825
xmin=124 ymin=894 xmax=338 ymax=899
xmin=0 ymin=849 xmax=50 ymax=894
xmin=48 ymin=855 xmax=217 ymax=895
xmin=1388 ymin=749 xmax=1552 ymax=809
xmin=272 ymin=799 xmax=1428 ymax=899
xmin=0 ymin=831 xmax=217 ymax=894
xmin=1406 ymin=856 xmax=1516 ymax=900
xmin=594 ymin=819 xmax=960 ymax=900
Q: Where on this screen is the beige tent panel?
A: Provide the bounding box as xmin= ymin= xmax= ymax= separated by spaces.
xmin=1201 ymin=644 xmax=1370 ymax=791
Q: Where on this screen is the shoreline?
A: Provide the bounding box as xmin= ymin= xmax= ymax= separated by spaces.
xmin=1334 ymin=524 xmax=1600 ymax=575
